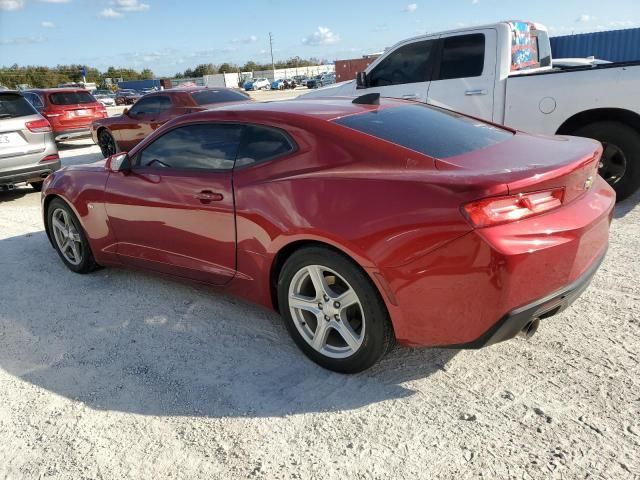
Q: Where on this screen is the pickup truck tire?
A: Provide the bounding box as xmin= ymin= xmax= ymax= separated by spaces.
xmin=573 ymin=121 xmax=640 ymax=201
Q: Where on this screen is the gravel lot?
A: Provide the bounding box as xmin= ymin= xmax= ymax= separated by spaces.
xmin=0 ymin=136 xmax=638 ymax=479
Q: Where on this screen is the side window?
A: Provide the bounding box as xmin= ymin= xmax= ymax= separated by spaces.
xmin=155 ymin=95 xmax=172 ymax=112
xmin=436 ymin=34 xmax=485 ymax=80
xmin=137 ymin=124 xmax=243 ymax=171
xmin=129 ymin=97 xmax=157 ymax=115
xmin=24 ymin=92 xmax=43 ymax=110
xmin=368 ymin=40 xmax=436 ymax=87
xmin=235 ymin=125 xmax=295 ymax=168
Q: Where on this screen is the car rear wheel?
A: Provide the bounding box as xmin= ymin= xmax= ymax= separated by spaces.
xmin=98 ymin=129 xmax=118 ymax=158
xmin=573 ymin=121 xmax=640 ymax=201
xmin=278 ymin=247 xmax=394 ymax=373
xmin=47 ymin=198 xmax=98 ymax=274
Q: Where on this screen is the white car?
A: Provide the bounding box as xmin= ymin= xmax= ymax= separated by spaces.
xmin=249 ymin=78 xmax=271 ymax=91
xmin=302 ymin=20 xmax=640 ymax=200
xmin=94 ymin=94 xmax=115 ymax=107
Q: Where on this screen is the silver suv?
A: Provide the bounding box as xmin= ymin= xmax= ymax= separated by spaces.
xmin=0 ymin=91 xmax=60 ymax=191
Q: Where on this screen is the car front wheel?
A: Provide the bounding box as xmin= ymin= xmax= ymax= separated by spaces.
xmin=278 ymin=247 xmax=394 ymax=373
xmin=47 ymin=198 xmax=99 ymax=274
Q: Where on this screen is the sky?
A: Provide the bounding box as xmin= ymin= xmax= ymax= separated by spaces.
xmin=1 ymin=0 xmax=639 ymax=76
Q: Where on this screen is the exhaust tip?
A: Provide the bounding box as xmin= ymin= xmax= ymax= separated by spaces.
xmin=519 ymin=318 xmax=540 ymax=340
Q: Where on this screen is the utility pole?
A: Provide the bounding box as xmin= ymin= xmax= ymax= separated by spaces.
xmin=269 ymin=32 xmax=276 ymax=80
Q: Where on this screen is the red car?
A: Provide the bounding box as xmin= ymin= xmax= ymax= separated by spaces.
xmin=22 ymin=88 xmax=107 ymax=143
xmin=41 ymin=96 xmax=615 ymax=373
xmin=91 ymin=87 xmax=251 ymax=157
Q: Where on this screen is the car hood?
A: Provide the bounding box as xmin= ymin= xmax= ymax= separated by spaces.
xmin=61 ymin=158 xmax=107 ymax=172
xmin=299 ymin=80 xmax=357 ymax=99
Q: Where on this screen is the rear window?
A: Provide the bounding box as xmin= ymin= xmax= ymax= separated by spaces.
xmin=333 ymin=104 xmax=512 ymax=159
xmin=49 ymin=91 xmax=97 ymax=105
xmin=191 ymin=89 xmax=250 ymax=105
xmin=0 ymin=93 xmax=38 ymax=118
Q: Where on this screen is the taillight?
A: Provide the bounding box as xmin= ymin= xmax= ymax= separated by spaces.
xmin=462 ymin=188 xmax=565 ymax=228
xmin=25 ymin=118 xmax=52 ymax=133
xmin=41 ymin=154 xmax=59 ymax=162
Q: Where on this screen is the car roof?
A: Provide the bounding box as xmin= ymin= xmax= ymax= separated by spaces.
xmin=182 ymin=97 xmax=408 ymax=123
xmin=27 ymin=88 xmax=89 ymax=93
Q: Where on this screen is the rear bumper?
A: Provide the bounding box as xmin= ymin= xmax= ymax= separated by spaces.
xmin=380 ymin=175 xmax=615 ymax=347
xmin=452 ymin=247 xmax=606 ymax=348
xmin=0 ymin=159 xmax=61 ymax=185
xmin=54 ymin=128 xmax=92 ymax=142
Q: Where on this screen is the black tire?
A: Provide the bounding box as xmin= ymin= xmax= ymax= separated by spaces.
xmin=97 ymin=129 xmax=118 ymax=158
xmin=47 ymin=198 xmax=99 ymax=274
xmin=30 ymin=181 xmax=43 ymax=192
xmin=277 ymin=246 xmax=394 ymax=373
xmin=572 ymin=121 xmax=640 ymax=201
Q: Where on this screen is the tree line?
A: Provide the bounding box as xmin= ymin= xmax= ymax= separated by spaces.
xmin=0 ymin=56 xmax=331 ymax=88
xmin=0 ymin=64 xmax=155 ymax=89
xmin=174 ymin=57 xmax=330 ymax=78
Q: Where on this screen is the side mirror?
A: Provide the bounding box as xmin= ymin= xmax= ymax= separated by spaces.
xmin=106 ymin=152 xmax=130 ymax=172
xmin=122 ymin=107 xmax=130 ymax=116
xmin=356 ymin=71 xmax=369 ymax=89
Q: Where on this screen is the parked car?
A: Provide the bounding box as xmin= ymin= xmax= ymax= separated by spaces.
xmin=302 ymin=20 xmax=640 ymax=200
xmin=43 ymin=96 xmax=614 ymax=372
xmin=115 ymin=90 xmax=142 ymax=106
xmin=271 ymin=79 xmax=285 ymax=90
xmin=306 ymin=75 xmax=323 ymax=89
xmin=0 ymin=90 xmax=59 ymax=191
xmin=94 ymin=94 xmax=116 ymax=107
xmin=293 ymin=75 xmax=308 ymax=86
xmin=244 ymin=78 xmax=271 ymax=91
xmin=22 ymin=88 xmax=107 ymax=143
xmin=91 ymin=87 xmax=251 ymax=156
xmin=283 ymin=78 xmax=297 ymax=89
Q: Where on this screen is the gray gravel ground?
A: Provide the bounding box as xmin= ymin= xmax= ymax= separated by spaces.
xmin=0 ymin=141 xmax=638 ymax=479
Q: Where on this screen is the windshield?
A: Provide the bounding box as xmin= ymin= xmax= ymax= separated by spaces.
xmin=191 ymin=89 xmax=250 ymax=105
xmin=49 ymin=91 xmax=97 ymax=105
xmin=0 ymin=92 xmax=38 ymax=118
xmin=333 ymin=104 xmax=512 ymax=159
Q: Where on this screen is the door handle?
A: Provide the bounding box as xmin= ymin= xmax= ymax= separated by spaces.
xmin=402 ymin=93 xmax=419 ymax=99
xmin=195 ymin=190 xmax=223 ymax=203
xmin=465 ymin=89 xmax=488 ymax=96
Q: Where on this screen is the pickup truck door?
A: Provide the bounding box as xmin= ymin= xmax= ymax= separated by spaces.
xmin=427 ymin=29 xmax=497 ymax=122
xmin=360 ymin=38 xmax=438 ymax=102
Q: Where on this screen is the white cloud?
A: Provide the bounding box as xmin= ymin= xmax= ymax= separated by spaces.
xmin=40 ymin=0 xmax=71 ymax=3
xmin=41 ymin=20 xmax=55 ymax=27
xmin=99 ymin=7 xmax=122 ymax=17
xmin=0 ymin=0 xmax=25 ymax=10
xmin=577 ymin=14 xmax=592 ymax=23
xmin=608 ymin=20 xmax=635 ymax=28
xmin=113 ymin=0 xmax=149 ymax=11
xmin=471 ymin=0 xmax=479 ymax=4
xmin=404 ymin=3 xmax=417 ymax=12
xmin=302 ymin=26 xmax=340 ymax=46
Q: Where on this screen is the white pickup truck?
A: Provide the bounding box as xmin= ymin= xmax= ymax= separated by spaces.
xmin=303 ymin=21 xmax=640 ymax=200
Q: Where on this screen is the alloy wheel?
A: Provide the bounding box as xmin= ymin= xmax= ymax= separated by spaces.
xmin=99 ymin=131 xmax=116 ymax=157
xmin=51 ymin=208 xmax=83 ymax=266
xmin=599 ymin=142 xmax=627 ymax=186
xmin=288 ymin=265 xmax=365 ymax=359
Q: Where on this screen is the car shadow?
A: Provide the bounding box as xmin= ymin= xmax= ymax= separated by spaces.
xmin=0 ymin=185 xmax=35 ymax=202
xmin=0 ymin=231 xmax=458 ymax=418
xmin=56 ymin=139 xmax=96 ymax=151
xmin=614 ymin=187 xmax=640 ymax=219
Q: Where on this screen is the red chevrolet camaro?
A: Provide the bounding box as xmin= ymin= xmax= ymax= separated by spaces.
xmin=41 ymin=96 xmax=615 ymax=373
